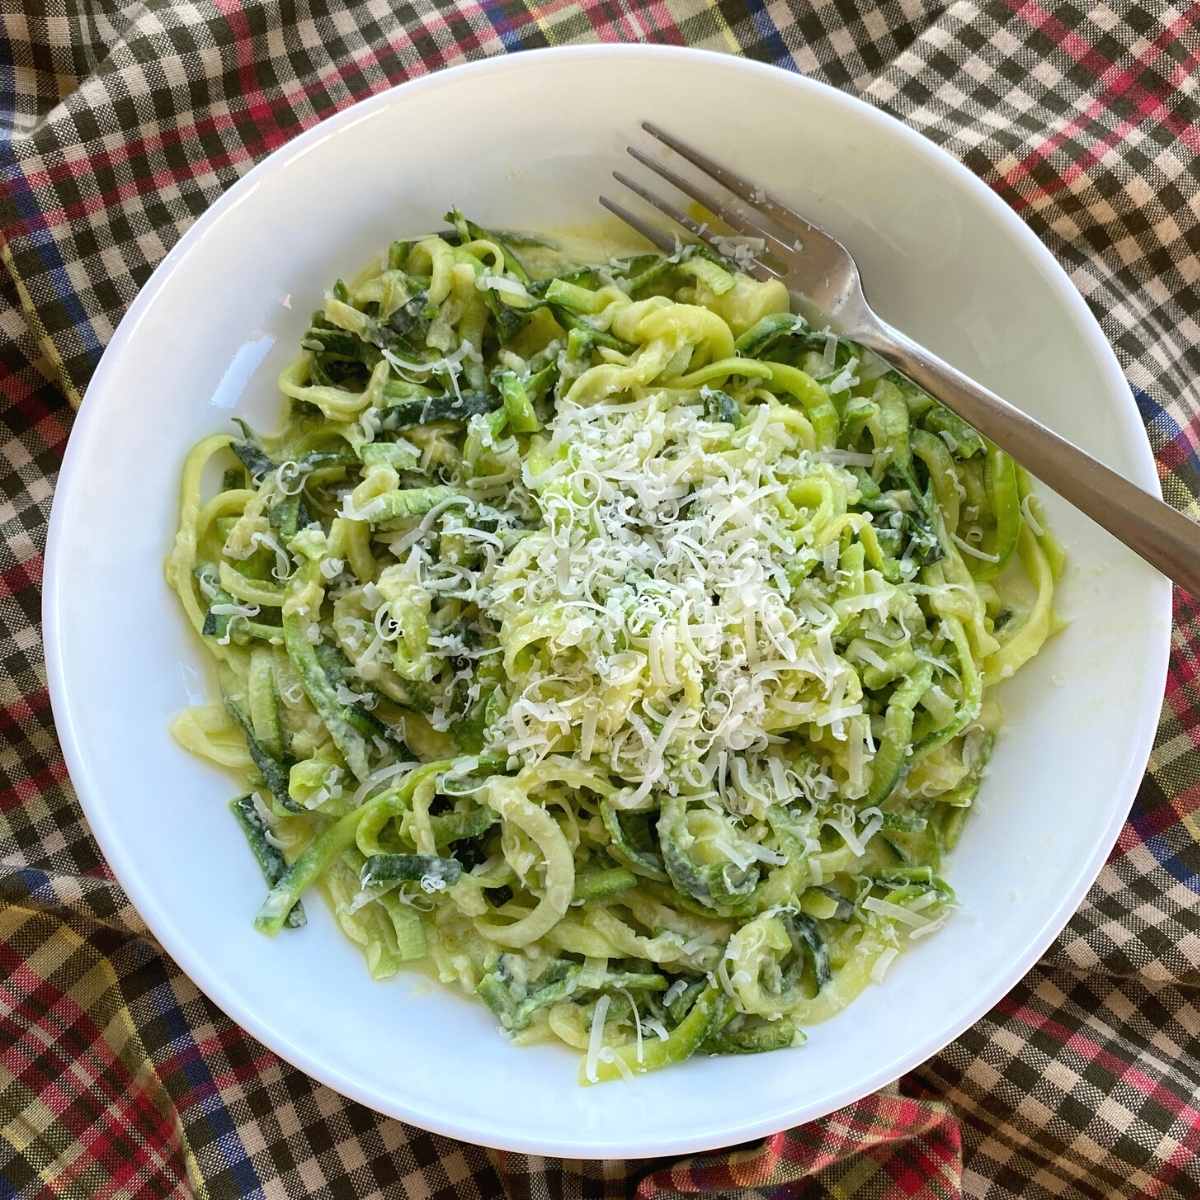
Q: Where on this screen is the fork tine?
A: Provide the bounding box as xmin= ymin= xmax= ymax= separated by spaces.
xmin=598 ymin=195 xmax=676 ymax=254
xmin=641 ymin=120 xmax=817 ymax=240
xmin=624 ymin=145 xmax=796 ymax=262
xmin=611 ymin=170 xmax=783 ymax=282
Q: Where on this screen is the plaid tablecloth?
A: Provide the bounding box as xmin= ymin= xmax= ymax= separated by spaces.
xmin=2 ymin=2 xmax=1199 ymax=1197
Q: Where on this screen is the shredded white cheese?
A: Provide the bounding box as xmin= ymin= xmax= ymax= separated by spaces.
xmin=584 ymin=993 xmax=611 ymax=1084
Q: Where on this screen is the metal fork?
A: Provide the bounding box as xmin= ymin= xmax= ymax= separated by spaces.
xmin=601 ymin=121 xmax=1200 ymax=596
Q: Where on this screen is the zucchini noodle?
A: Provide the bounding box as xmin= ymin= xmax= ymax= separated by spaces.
xmin=167 ymin=211 xmax=1064 ymax=1081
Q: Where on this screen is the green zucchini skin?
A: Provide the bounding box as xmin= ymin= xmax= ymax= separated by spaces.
xmin=229 ymin=795 xmax=306 ymax=928
xmin=226 ymin=699 xmax=300 ymax=814
xmin=360 ymin=853 xmax=462 ymax=889
xmin=381 ymin=393 xmax=499 ymax=429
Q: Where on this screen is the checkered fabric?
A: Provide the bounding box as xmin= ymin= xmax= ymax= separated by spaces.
xmin=2 ymin=2 xmax=1199 ymax=1196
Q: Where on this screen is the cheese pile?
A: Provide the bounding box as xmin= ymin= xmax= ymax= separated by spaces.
xmin=482 ymin=386 xmax=875 ymax=815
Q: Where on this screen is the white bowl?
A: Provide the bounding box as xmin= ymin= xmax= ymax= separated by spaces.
xmin=45 ymin=45 xmax=1170 ymax=1158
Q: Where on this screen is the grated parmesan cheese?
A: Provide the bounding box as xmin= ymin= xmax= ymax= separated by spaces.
xmin=584 ymin=993 xmax=611 ymax=1083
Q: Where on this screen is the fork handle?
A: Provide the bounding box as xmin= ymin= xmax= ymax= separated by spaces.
xmin=854 ymin=320 xmax=1199 ymax=596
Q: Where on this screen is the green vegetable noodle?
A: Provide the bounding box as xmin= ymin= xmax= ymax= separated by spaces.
xmin=166 ymin=214 xmax=1063 ymax=1082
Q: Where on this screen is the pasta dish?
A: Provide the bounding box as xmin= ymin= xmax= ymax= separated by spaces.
xmin=167 ymin=213 xmax=1062 ymax=1080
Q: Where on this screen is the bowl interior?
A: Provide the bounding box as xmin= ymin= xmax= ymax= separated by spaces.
xmin=46 ymin=47 xmax=1169 ymax=1157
